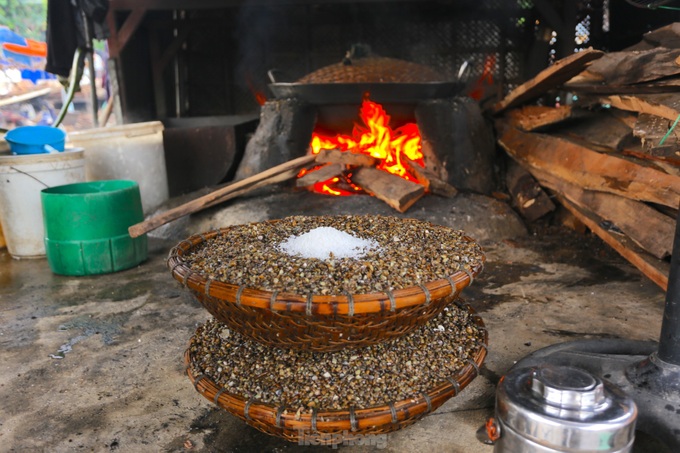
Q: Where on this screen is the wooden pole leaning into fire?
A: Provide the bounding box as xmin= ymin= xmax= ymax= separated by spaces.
xmin=128 ymin=154 xmax=317 ymax=238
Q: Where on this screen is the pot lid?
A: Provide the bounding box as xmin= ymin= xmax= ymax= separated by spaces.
xmin=496 ymin=365 xmax=637 ymax=452
xmin=296 ymin=44 xmax=447 ymax=84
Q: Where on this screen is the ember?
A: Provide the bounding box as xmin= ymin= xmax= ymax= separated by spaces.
xmin=301 ymin=96 xmax=425 ymax=196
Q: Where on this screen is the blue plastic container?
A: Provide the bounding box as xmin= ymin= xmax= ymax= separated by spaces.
xmin=5 ymin=125 xmax=66 ymax=155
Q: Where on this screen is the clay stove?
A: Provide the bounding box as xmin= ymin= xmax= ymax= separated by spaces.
xmin=233 ymin=51 xmax=498 ymax=211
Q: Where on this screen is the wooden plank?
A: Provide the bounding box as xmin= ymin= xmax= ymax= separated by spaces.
xmin=637 ymin=22 xmax=680 ymax=49
xmin=621 ymin=148 xmax=680 ymax=168
xmin=556 ymin=110 xmax=633 ymax=151
xmin=564 ymin=79 xmax=680 ymax=95
xmin=609 ymin=108 xmax=639 ymax=129
xmin=633 ymin=113 xmax=680 ymax=151
xmin=557 ymin=196 xmax=669 ymax=291
xmin=352 ymin=167 xmax=425 ymax=213
xmin=505 ymin=105 xmax=579 ymax=131
xmin=578 ymin=47 xmax=680 ymax=86
xmin=525 ymin=166 xmax=674 ymax=259
xmin=496 ymin=121 xmax=680 ymax=208
xmin=506 ymin=160 xmax=555 ymax=222
xmin=128 ymin=154 xmax=317 ymax=237
xmin=601 ymin=93 xmax=680 ymax=122
xmin=296 ymin=163 xmax=344 ymax=187
xmin=491 ymin=48 xmax=604 ymax=114
xmin=554 ymin=205 xmax=587 ymax=234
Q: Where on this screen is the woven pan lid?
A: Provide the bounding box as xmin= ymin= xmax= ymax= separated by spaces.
xmin=296 ymin=56 xmax=446 ymax=84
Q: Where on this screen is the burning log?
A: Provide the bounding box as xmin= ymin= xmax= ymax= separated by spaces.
xmin=295 ymin=163 xmax=345 ymax=188
xmin=314 ymin=148 xmax=378 ymax=167
xmin=352 ymin=167 xmax=425 ymax=213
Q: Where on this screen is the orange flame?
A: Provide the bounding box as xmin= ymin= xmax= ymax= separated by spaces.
xmin=245 ymin=75 xmax=267 ymax=106
xmin=306 ymin=97 xmax=424 ymax=195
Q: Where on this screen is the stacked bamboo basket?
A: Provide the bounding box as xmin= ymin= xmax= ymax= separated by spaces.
xmin=168 ymin=216 xmax=487 ymax=444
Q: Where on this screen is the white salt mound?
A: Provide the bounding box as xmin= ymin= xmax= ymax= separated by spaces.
xmin=279 ymin=227 xmax=380 ymax=260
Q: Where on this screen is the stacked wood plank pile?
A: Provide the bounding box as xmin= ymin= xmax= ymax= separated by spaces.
xmin=490 ymin=23 xmax=680 ymax=291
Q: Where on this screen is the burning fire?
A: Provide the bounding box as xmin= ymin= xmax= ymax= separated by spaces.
xmin=303 ymin=97 xmax=424 ymax=195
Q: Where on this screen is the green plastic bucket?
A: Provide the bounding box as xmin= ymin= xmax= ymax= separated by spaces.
xmin=41 ymin=180 xmax=147 ymax=276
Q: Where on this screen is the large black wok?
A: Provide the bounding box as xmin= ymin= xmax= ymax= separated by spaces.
xmin=268 ymin=81 xmax=464 ymax=105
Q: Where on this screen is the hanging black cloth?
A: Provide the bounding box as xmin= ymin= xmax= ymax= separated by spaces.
xmin=45 ymin=0 xmax=109 ymax=77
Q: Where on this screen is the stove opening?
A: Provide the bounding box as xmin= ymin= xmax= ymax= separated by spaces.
xmin=299 ymin=96 xmax=425 ymax=197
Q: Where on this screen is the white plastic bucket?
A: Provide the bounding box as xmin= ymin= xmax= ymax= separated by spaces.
xmin=68 ymin=121 xmax=169 ymax=214
xmin=0 ymin=148 xmax=85 ymax=258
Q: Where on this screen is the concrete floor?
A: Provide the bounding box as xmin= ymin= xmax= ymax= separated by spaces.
xmin=0 ymin=189 xmax=671 ymax=452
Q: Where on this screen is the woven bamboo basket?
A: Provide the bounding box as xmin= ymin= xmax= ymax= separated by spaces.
xmin=168 ymin=220 xmax=484 ymax=352
xmin=184 ymin=303 xmax=488 ymax=445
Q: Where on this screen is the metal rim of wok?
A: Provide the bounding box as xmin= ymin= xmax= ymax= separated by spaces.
xmin=267 ymin=81 xmax=465 ymax=105
xmin=184 ymin=302 xmax=488 ymax=444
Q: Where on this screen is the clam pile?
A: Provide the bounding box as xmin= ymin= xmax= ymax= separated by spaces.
xmin=189 ymin=302 xmax=485 ymax=412
xmin=182 ymin=215 xmax=484 ymax=295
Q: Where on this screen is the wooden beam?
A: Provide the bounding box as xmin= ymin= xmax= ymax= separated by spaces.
xmin=108 ymin=7 xmax=147 ymax=59
xmin=496 ymin=121 xmax=680 ymax=208
xmin=491 ymin=48 xmax=604 ymax=115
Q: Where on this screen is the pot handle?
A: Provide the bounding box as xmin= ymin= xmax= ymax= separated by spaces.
xmin=267 ymin=69 xmax=280 ymax=84
xmin=267 ymin=69 xmax=294 ymax=84
xmin=457 ymin=61 xmax=470 ymax=82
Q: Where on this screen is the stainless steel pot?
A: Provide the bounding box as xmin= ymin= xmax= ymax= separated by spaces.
xmin=492 ymin=365 xmax=637 ymax=453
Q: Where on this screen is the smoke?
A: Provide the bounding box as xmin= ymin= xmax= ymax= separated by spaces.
xmin=233 ymin=2 xmax=284 ymax=96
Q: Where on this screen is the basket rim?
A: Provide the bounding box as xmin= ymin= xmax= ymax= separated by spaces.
xmin=167 ymin=222 xmax=485 ymax=315
xmin=184 ymin=302 xmax=488 ymax=432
